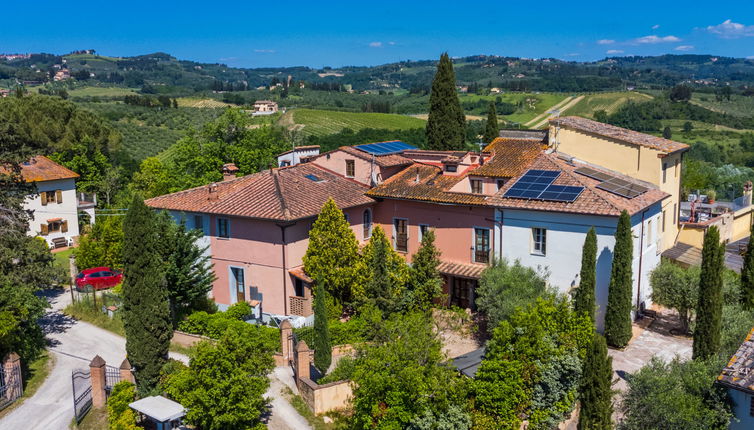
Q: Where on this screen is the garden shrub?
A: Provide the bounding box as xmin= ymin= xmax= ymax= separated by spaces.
xmin=107 ymin=381 xmax=141 ymax=430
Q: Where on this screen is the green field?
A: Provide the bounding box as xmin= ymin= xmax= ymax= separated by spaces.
xmin=68 ymin=87 xmax=139 ymax=97
xmin=690 ymin=93 xmax=754 ymax=118
xmin=566 ymin=91 xmax=653 ymax=118
xmin=285 ymin=109 xmax=426 ymax=136
xmin=458 ymin=92 xmax=569 ymax=125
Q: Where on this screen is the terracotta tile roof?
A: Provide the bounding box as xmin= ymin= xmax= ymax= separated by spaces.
xmin=366 ymin=164 xmax=488 ymax=206
xmin=4 ymin=156 xmax=79 ymax=182
xmin=551 ymin=116 xmax=689 ymax=154
xmin=438 ymin=261 xmax=487 ymax=279
xmin=145 ymin=163 xmax=374 ymax=222
xmin=718 ymin=327 xmax=754 ymax=392
xmin=474 ymin=138 xmax=544 ymax=178
xmin=328 ymin=145 xmax=414 ymax=168
xmin=489 ymin=153 xmax=669 ymax=216
xmin=289 ymin=267 xmax=313 ymax=283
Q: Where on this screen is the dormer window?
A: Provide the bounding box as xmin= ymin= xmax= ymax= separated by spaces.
xmin=445 ymin=164 xmax=457 ymax=173
xmin=470 ymin=179 xmax=483 ymax=194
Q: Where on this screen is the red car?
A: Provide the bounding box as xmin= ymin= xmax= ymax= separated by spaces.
xmin=75 ymin=267 xmax=123 ymax=291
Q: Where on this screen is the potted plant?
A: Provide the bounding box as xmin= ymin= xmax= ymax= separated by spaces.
xmin=706 ymin=189 xmax=717 ymax=204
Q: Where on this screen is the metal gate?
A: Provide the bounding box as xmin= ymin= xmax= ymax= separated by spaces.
xmin=72 ymin=369 xmax=92 ymax=423
xmin=105 ymin=365 xmax=121 ymax=394
xmin=0 ymin=365 xmax=24 ymax=411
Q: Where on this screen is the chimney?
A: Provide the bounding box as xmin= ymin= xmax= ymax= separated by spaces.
xmin=222 ymin=163 xmax=239 ymax=181
xmin=207 ymin=183 xmax=219 ymax=201
xmin=744 ymin=181 xmax=753 ymax=207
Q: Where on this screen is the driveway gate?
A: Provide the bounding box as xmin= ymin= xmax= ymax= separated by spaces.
xmin=72 ymin=369 xmax=92 ymax=423
xmin=0 ymin=365 xmax=23 ymax=411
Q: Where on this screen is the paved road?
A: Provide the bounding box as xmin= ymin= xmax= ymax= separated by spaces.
xmin=0 ymin=288 xmax=309 ymax=430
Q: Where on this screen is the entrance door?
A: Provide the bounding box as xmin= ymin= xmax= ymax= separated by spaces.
xmin=231 ymin=267 xmax=245 ymax=303
xmin=450 ymin=277 xmax=477 ymax=310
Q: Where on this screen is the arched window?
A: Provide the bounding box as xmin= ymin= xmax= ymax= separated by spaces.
xmin=363 ymin=209 xmax=372 ymax=239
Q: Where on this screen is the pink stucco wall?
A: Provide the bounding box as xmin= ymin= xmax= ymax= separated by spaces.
xmin=207 ymin=204 xmax=373 ymax=315
xmin=372 ymin=199 xmax=495 ymax=265
xmin=311 ymin=150 xmax=404 ymax=185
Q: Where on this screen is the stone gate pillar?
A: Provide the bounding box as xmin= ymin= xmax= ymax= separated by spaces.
xmin=295 ymin=340 xmax=311 ymax=381
xmin=119 ymin=359 xmax=135 ymax=384
xmin=280 ymin=319 xmax=293 ymax=362
xmin=89 ymin=355 xmax=107 ymax=408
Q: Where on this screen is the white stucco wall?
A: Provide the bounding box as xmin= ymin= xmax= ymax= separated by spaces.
xmin=496 ymin=205 xmax=662 ymax=331
xmin=727 ymin=387 xmax=754 ymax=430
xmin=25 ymin=178 xmax=80 ymax=246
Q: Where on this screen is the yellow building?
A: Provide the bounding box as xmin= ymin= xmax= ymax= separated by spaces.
xmin=548 ymin=116 xmax=689 ymax=251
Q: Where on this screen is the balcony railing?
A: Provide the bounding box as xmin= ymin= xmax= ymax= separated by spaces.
xmin=289 ymin=295 xmax=312 ymax=317
xmin=474 ymin=249 xmax=490 ymax=264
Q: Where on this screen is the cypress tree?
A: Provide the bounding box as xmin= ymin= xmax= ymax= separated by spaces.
xmin=362 ymin=226 xmax=409 ymax=314
xmin=578 ymin=333 xmax=614 ymax=430
xmin=121 ymin=196 xmax=172 ymax=393
xmin=574 ymin=227 xmax=598 ymax=322
xmin=740 ymin=223 xmax=754 ymax=310
xmin=313 ymin=281 xmax=331 ymax=374
xmin=425 ymin=53 xmax=466 ymax=151
xmin=604 ymin=210 xmax=633 ymax=348
xmin=693 ymin=226 xmax=724 ymax=360
xmin=483 ymin=101 xmax=499 ymax=143
xmin=409 ymin=229 xmax=442 ymax=311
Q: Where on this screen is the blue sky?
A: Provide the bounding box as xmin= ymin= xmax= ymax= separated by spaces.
xmin=2 ymin=1 xmax=753 ymax=67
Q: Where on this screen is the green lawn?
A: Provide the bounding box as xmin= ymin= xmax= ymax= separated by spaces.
xmin=287 ymin=109 xmax=426 ymax=137
xmin=69 ymin=406 xmax=107 ymax=430
xmin=566 ymin=91 xmax=653 ymax=118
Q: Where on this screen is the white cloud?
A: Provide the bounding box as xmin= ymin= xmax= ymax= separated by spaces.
xmin=633 ymin=35 xmax=681 ymax=44
xmin=369 ymin=41 xmax=383 ymax=48
xmin=388 ymin=41 xmax=396 ymax=46
xmin=565 ymin=53 xmax=580 ymax=57
xmin=748 ymin=56 xmax=754 ymax=60
xmin=706 ymin=19 xmax=754 ymax=38
xmin=652 ymin=24 xmax=660 ymax=30
xmin=597 ymin=39 xmax=615 ymax=45
xmin=675 ymin=45 xmax=695 ymax=51
xmin=253 ymin=49 xmax=275 ymax=53
xmin=606 ymin=49 xmax=624 ymax=54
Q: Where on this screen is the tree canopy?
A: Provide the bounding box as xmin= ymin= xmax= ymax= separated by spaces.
xmin=604 ymin=210 xmax=633 ymax=348
xmin=425 ymin=53 xmax=466 ymax=150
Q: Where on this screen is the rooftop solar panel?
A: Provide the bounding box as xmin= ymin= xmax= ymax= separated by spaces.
xmin=355 ymin=141 xmax=417 ymax=155
xmin=503 ymin=169 xmax=584 ymax=203
xmin=596 ymin=177 xmax=648 ymax=198
xmin=574 ymin=166 xmax=614 ymax=182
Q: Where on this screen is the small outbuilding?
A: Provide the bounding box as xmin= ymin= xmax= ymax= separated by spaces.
xmin=451 ymin=347 xmax=486 ymax=378
xmin=129 ymin=395 xmax=186 ymax=430
xmin=717 ymin=327 xmax=754 ymax=430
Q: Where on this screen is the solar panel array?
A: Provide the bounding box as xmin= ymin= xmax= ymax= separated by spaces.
xmin=574 ymin=166 xmax=648 ymax=199
xmin=355 ymin=141 xmax=416 ymax=155
xmin=503 ymin=169 xmax=584 ymax=203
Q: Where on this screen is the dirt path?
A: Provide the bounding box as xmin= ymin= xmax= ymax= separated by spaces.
xmin=531 ymin=95 xmax=585 ymax=129
xmin=523 ymin=96 xmax=574 ymax=127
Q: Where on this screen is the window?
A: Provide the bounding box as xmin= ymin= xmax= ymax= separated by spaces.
xmin=646 ymin=219 xmax=653 ymax=247
xmin=474 ymin=228 xmax=490 ymax=263
xmin=419 ymin=224 xmax=429 ymax=242
xmin=445 ymin=164 xmax=457 ymax=173
xmin=41 ymin=190 xmax=61 ymax=206
xmin=345 ymin=159 xmax=355 ymax=178
xmin=662 ymin=210 xmax=666 ymax=232
xmin=217 ymin=218 xmax=230 ymax=239
xmin=532 ymin=228 xmax=547 ymax=255
xmin=662 ymin=162 xmax=668 ymax=184
xmin=496 ymin=179 xmax=506 ymax=190
xmin=363 ymin=209 xmax=372 ymax=239
xmin=344 ymin=213 xmax=350 ymax=223
xmin=294 ymin=278 xmax=305 ymax=297
xmin=470 ymin=179 xmax=483 ymax=194
xmin=194 ymin=215 xmax=204 ymax=233
xmin=231 ymin=267 xmax=245 ymax=303
xmin=394 ymin=218 xmax=408 ymax=252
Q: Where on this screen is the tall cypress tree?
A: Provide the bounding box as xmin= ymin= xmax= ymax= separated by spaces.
xmin=483 ymin=101 xmax=499 ymax=144
xmin=313 ymin=281 xmax=331 ymax=374
xmin=740 ymin=224 xmax=754 ymax=310
xmin=574 ymin=227 xmax=598 ymax=322
xmin=604 ymin=210 xmax=633 ymax=348
xmin=409 ymin=229 xmax=442 ymax=311
xmin=693 ymin=226 xmax=724 ymax=360
xmin=578 ymin=333 xmax=614 ymax=430
xmin=425 ymin=53 xmax=466 ymax=151
xmin=362 ymin=226 xmax=409 ymax=314
xmin=121 ymin=196 xmax=172 ymax=393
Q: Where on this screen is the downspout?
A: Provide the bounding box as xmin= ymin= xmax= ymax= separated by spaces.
xmin=636 ymin=209 xmax=648 ymax=318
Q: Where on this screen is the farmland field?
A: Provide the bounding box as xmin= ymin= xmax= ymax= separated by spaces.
xmin=284 ymin=109 xmax=426 ymax=136
xmin=565 ymin=92 xmax=653 ymax=118
xmin=690 ymin=94 xmax=754 ymax=118
xmin=67 ymin=86 xmax=139 ymax=97
xmin=176 ymin=97 xmax=234 ymax=108
xmin=458 ymin=92 xmax=569 ymax=125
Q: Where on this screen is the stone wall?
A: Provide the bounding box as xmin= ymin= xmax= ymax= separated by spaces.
xmin=297 ymin=376 xmax=353 ymax=415
xmin=171 ymin=330 xmax=211 ymax=347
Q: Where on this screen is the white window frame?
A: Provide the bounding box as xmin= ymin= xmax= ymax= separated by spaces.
xmin=470 ymin=178 xmax=483 ymax=194
xmin=531 ymin=227 xmax=547 ymax=256
xmin=419 ymin=224 xmax=430 ymax=242
xmin=217 ymin=217 xmax=230 ymax=239
xmin=473 ymin=227 xmax=491 ymax=264
xmin=229 ymin=266 xmax=245 ymax=304
xmin=345 ymin=159 xmax=355 ymax=178
xmin=363 ymin=208 xmax=373 ymax=240
xmin=646 ymin=219 xmax=653 ymax=248
xmin=393 ymin=217 xmax=409 ymax=252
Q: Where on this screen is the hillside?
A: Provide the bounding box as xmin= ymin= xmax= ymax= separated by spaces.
xmin=283 ymin=109 xmax=426 ymax=136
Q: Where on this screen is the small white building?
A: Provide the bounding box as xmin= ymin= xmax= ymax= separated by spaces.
xmin=17 ymin=156 xmax=86 ymax=248
xmin=277 ymin=145 xmax=320 ymax=167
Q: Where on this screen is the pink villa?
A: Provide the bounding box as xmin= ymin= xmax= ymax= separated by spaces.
xmin=147 ymin=122 xmax=687 ymax=328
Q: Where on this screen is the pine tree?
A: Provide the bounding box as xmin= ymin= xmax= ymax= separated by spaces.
xmin=425 ymin=53 xmax=466 ymax=151
xmin=313 ymin=281 xmax=331 ymax=374
xmin=604 ymin=210 xmax=633 ymax=348
xmin=740 ymin=224 xmax=754 ymax=310
xmin=121 ymin=196 xmax=172 ymax=393
xmin=303 ymin=198 xmax=362 ymax=311
xmin=409 ymin=229 xmax=443 ymax=311
xmin=483 ymin=101 xmax=499 ymax=143
xmin=578 ymin=333 xmax=614 ymax=430
xmin=574 ymin=227 xmax=598 ymax=321
xmin=693 ymin=226 xmax=724 ymax=360
xmin=362 ymin=226 xmax=409 ymax=314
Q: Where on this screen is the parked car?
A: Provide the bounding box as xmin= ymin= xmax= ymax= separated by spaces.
xmin=75 ymin=267 xmax=123 ymax=291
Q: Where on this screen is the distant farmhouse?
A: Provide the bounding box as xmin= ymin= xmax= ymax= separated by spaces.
xmin=54 ymin=69 xmax=70 ymax=81
xmin=252 ymin=100 xmax=278 ymax=116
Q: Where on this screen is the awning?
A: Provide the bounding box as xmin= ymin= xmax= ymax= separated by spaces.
xmin=129 ymin=396 xmax=185 ymax=422
xmin=438 ymin=261 xmax=487 ymax=279
xmin=451 ymin=347 xmax=486 ymax=378
xmin=46 ymin=217 xmax=62 ymax=223
xmin=662 ymin=242 xmax=744 ymax=273
xmin=289 ymin=267 xmax=313 ymax=283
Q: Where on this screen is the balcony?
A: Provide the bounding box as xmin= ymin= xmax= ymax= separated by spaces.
xmin=289 ymin=295 xmax=312 ymax=317
xmin=474 ymin=249 xmax=490 ymax=264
